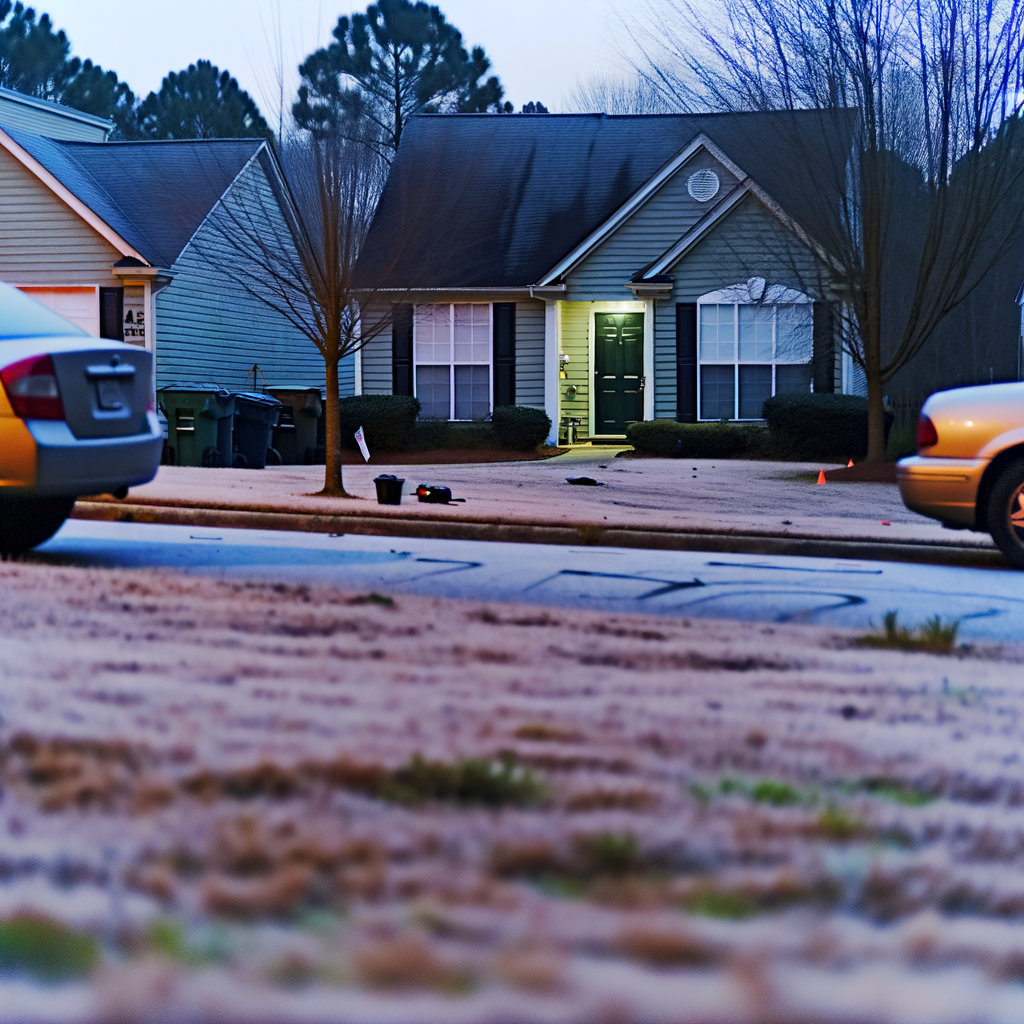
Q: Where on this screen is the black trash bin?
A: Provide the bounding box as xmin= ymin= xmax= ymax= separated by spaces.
xmin=231 ymin=392 xmax=282 ymax=469
xmin=266 ymin=386 xmax=323 ymax=465
xmin=374 ymin=474 xmax=405 ymax=505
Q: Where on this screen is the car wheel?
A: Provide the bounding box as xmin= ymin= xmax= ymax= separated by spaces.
xmin=0 ymin=493 xmax=76 ymax=556
xmin=986 ymin=457 xmax=1024 ymax=569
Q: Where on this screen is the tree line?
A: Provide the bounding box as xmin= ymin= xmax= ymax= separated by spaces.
xmin=0 ymin=0 xmax=546 ymax=150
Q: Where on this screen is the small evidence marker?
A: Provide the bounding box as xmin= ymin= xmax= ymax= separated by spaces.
xmin=847 ymin=459 xmax=854 ymax=467
xmin=881 ymin=520 xmax=891 ymax=526
xmin=817 ymin=469 xmax=827 ymax=485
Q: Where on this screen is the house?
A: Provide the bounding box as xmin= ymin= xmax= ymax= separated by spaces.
xmin=356 ymin=111 xmax=855 ymax=443
xmin=0 ymin=89 xmax=345 ymax=396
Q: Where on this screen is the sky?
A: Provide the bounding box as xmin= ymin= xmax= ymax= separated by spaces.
xmin=30 ymin=0 xmax=637 ymax=122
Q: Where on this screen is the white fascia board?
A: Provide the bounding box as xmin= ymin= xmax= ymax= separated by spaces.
xmin=645 ymin=186 xmax=749 ymax=276
xmin=537 ymin=133 xmax=717 ymax=286
xmin=0 ymin=127 xmax=148 ymax=263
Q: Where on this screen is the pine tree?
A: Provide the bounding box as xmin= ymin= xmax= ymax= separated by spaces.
xmin=136 ymin=61 xmax=271 ymax=140
xmin=293 ymin=0 xmax=508 ymax=158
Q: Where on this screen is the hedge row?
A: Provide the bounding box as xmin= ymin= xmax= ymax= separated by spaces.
xmin=337 ymin=396 xmax=551 ymax=453
xmin=626 ymin=395 xmax=893 ymax=460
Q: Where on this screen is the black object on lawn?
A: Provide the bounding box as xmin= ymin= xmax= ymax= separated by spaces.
xmin=566 ymin=476 xmax=604 ymax=486
xmin=374 ymin=474 xmax=405 ymax=505
xmin=416 ymin=484 xmax=453 ymax=503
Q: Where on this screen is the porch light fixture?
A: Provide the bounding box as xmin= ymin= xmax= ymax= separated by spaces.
xmin=687 ymin=168 xmax=720 ymax=202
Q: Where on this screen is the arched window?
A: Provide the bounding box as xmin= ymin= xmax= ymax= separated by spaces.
xmin=697 ymin=281 xmax=813 ymax=420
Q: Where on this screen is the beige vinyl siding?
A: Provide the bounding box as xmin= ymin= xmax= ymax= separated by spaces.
xmin=655 ymin=193 xmax=828 ymax=419
xmin=513 ymin=299 xmax=545 ymax=408
xmin=559 ymin=303 xmax=591 ymax=430
xmin=565 ymin=156 xmax=740 ymax=302
xmin=0 ymin=147 xmax=122 ymax=283
xmin=156 ymin=160 xmax=330 ymax=392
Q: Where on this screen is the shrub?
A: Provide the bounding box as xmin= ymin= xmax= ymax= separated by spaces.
xmin=491 ymin=405 xmax=552 ymax=451
xmin=405 ymin=420 xmax=496 ymax=451
xmin=0 ymin=914 xmax=98 ymax=981
xmin=762 ymin=393 xmax=893 ymax=460
xmin=625 ymin=420 xmax=768 ymax=459
xmin=337 ymin=395 xmax=420 ymax=452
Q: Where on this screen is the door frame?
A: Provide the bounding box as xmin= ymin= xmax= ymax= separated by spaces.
xmin=588 ymin=300 xmax=653 ymax=438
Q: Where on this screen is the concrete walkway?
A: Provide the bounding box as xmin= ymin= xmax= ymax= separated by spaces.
xmin=73 ymin=448 xmax=1000 ymax=566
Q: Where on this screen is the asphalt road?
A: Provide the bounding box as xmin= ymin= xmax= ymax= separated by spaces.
xmin=32 ymin=519 xmax=1024 ymax=644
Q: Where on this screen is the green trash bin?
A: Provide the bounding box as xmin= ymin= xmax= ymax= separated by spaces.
xmin=266 ymin=387 xmax=323 ymax=465
xmin=157 ymin=384 xmax=235 ymax=467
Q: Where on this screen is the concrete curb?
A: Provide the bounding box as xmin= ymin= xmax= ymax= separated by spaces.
xmin=71 ymin=500 xmax=1005 ymax=569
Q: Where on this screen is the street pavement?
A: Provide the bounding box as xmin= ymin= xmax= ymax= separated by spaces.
xmin=37 ymin=518 xmax=1024 ymax=644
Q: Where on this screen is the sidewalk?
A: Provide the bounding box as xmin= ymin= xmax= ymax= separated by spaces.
xmin=73 ymin=448 xmax=1002 ymax=567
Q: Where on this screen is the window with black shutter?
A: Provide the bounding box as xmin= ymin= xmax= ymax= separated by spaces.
xmin=676 ymin=303 xmax=697 ymax=422
xmin=493 ymin=302 xmax=515 ymax=407
xmin=392 ymin=304 xmax=413 ymax=396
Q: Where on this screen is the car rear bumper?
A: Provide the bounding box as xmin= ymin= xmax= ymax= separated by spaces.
xmin=896 ymin=455 xmax=988 ymax=528
xmin=26 ymin=413 xmax=163 ymax=496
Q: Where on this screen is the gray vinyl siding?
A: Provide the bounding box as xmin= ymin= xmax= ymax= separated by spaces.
xmin=514 ymin=299 xmax=545 ymax=408
xmin=156 ymin=161 xmax=327 ymax=392
xmin=0 ymin=147 xmax=122 ymax=282
xmin=565 ymin=155 xmax=740 ymax=302
xmin=360 ymin=319 xmax=393 ymax=395
xmin=0 ymin=91 xmax=110 ymax=142
xmin=654 ymin=194 xmax=828 ymax=419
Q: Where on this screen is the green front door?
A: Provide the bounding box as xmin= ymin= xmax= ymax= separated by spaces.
xmin=594 ymin=312 xmax=644 ymax=435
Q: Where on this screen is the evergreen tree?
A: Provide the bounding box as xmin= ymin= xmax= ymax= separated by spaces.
xmin=0 ymin=3 xmax=135 ymax=136
xmin=136 ymin=61 xmax=271 ymax=140
xmin=294 ymin=0 xmax=508 ymax=158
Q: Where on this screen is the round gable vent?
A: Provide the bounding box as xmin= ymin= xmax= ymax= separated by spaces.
xmin=687 ymin=168 xmax=720 ymax=203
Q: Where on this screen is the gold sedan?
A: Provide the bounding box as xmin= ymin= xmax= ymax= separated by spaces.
xmin=897 ymin=383 xmax=1024 ymax=567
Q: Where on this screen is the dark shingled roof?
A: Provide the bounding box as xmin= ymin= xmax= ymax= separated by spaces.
xmin=5 ymin=128 xmax=264 ymax=268
xmin=357 ymin=110 xmax=855 ymax=289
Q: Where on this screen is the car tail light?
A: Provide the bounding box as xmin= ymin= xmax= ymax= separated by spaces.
xmin=916 ymin=413 xmax=939 ymax=450
xmin=0 ymin=355 xmax=65 ymax=421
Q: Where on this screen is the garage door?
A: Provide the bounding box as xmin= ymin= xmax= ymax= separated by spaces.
xmin=17 ymin=287 xmax=99 ymax=337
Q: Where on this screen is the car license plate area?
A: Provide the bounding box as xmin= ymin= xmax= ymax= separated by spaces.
xmin=96 ymin=378 xmax=125 ymax=412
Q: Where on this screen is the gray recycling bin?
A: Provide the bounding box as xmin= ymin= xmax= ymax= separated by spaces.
xmin=266 ymin=387 xmax=323 ymax=465
xmin=157 ymin=384 xmax=235 ymax=467
xmin=232 ymin=392 xmax=282 ymax=469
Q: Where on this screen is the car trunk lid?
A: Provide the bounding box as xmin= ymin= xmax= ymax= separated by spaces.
xmin=50 ymin=348 xmax=152 ymax=439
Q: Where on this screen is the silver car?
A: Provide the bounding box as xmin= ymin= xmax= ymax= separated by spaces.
xmin=0 ymin=281 xmax=163 ymax=554
xmin=897 ymin=382 xmax=1024 ymax=567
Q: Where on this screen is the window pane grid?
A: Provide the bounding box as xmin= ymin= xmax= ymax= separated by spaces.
xmin=414 ymin=303 xmax=492 ymax=421
xmin=698 ymin=300 xmax=814 ymax=420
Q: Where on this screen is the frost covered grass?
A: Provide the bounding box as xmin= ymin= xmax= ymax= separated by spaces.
xmin=0 ymin=560 xmax=1021 ymax=1022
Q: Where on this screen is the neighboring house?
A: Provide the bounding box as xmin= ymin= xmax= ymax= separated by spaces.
xmin=0 ymin=90 xmax=345 ymax=396
xmin=356 ymin=111 xmax=854 ymax=443
xmin=0 ymin=85 xmax=112 ymax=141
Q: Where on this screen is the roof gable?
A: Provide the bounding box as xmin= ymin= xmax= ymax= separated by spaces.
xmin=357 ymin=110 xmax=854 ymax=290
xmin=1 ymin=128 xmax=264 ymax=268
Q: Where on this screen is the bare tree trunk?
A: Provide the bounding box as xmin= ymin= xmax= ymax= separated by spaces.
xmin=319 ymin=356 xmax=349 ymax=498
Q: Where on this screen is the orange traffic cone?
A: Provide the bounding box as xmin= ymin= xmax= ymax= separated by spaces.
xmin=817 ymin=469 xmax=827 ymax=485
xmin=847 ymin=459 xmax=854 ymax=468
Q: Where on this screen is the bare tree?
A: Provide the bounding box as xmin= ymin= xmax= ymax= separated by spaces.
xmin=564 ymin=70 xmax=674 ymax=114
xmin=629 ymin=0 xmax=1024 ymax=461
xmin=194 ymin=127 xmax=389 ymax=497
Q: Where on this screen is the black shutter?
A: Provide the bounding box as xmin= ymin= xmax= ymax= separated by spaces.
xmin=493 ymin=302 xmax=516 ymax=407
xmin=676 ymin=303 xmax=697 ymax=422
xmin=812 ymin=301 xmax=835 ymax=394
xmin=392 ymin=304 xmax=414 ymax=396
xmin=99 ymin=288 xmax=124 ymax=341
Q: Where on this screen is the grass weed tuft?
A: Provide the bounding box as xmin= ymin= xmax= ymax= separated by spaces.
xmin=856 ymin=611 xmax=959 ymax=654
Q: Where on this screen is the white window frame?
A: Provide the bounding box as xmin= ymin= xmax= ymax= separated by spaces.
xmin=413 ymin=303 xmax=493 ymax=421
xmin=696 ymin=283 xmax=813 ymax=421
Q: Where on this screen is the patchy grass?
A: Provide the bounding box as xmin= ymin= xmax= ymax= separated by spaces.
xmin=856 ymin=611 xmax=960 ymax=654
xmin=0 ymin=914 xmax=98 ymax=982
xmin=862 ymin=778 xmax=936 ymax=806
xmin=346 ymin=593 xmax=395 ymax=607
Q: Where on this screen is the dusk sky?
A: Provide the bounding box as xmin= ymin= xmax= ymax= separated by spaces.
xmin=33 ymin=0 xmax=635 ymax=121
